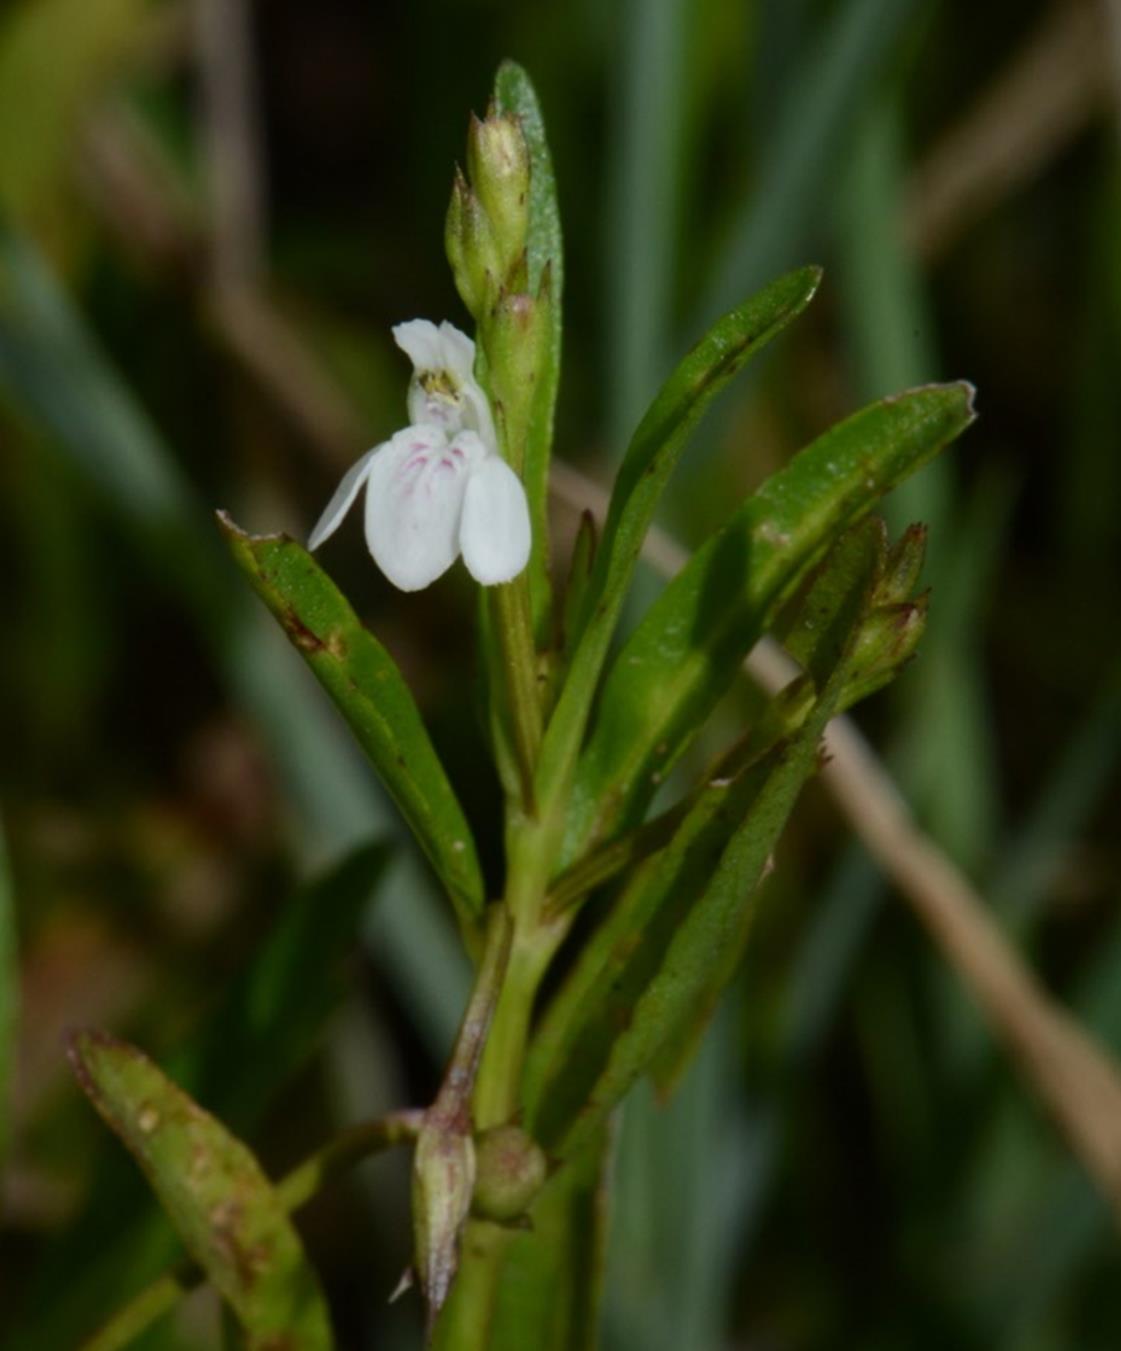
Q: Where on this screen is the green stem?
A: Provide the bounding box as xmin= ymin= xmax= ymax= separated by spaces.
xmin=277 ymin=1109 xmax=425 ymax=1209
xmin=434 ymin=821 xmax=565 ymax=1349
xmin=490 ymin=577 xmax=542 ymax=811
xmin=432 ymin=1219 xmax=511 ymax=1351
xmin=431 ymin=905 xmax=513 ymax=1129
xmin=80 ymin=1110 xmax=424 ymax=1351
xmin=472 ymin=928 xmax=553 ymax=1128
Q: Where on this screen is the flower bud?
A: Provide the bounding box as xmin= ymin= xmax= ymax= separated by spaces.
xmin=466 ymin=112 xmax=529 ymax=284
xmin=446 ymin=166 xmax=502 ymax=319
xmin=878 ymin=523 xmax=927 ymax=605
xmin=411 ymin=1121 xmax=476 ymax=1324
xmin=471 ymin=1123 xmax=548 ymax=1223
xmin=841 ymin=594 xmax=929 ymax=709
xmin=834 ymin=522 xmax=929 ymax=708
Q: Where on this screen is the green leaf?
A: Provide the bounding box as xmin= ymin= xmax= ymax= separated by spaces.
xmin=0 ymin=823 xmax=15 ymax=1167
xmin=220 ymin=517 xmax=486 ymax=937
xmin=67 ymin=1031 xmax=333 ymax=1350
xmin=526 ymin=753 xmax=773 ymax=1149
xmin=527 ymin=523 xmax=885 ymax=1152
xmin=564 ymin=381 xmax=975 ymax=859
xmin=493 ymin=60 xmax=562 ymax=638
xmin=536 ymin=265 xmax=822 ymax=811
xmin=561 ymin=510 xmax=596 ymax=663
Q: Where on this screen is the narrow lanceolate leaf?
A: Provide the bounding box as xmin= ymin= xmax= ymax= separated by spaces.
xmin=493 ymin=60 xmax=563 ymax=638
xmin=527 ymin=524 xmax=885 ymax=1151
xmin=219 ymin=516 xmax=486 ymax=935
xmin=536 ymin=265 xmax=822 ymax=811
xmin=564 ymin=381 xmax=975 ymax=858
xmin=67 ymin=1031 xmax=333 ymax=1350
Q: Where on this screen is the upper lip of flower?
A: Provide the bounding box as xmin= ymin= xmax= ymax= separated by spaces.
xmin=306 ymin=319 xmax=530 ymax=592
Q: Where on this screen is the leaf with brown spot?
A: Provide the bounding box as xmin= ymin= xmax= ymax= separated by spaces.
xmin=67 ymin=1030 xmax=333 ymax=1350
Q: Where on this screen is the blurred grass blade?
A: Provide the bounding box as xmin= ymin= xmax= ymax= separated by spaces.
xmin=698 ymin=0 xmax=919 ymax=323
xmin=605 ymin=0 xmax=692 ymax=444
xmin=941 ymin=657 xmax=1121 ymax=1080
xmin=544 ymin=526 xmax=884 ymax=1160
xmin=494 ymin=60 xmax=562 ymax=634
xmin=605 ymin=1017 xmax=753 ymax=1351
xmin=0 ymin=0 xmax=145 ymax=222
xmin=186 ymin=842 xmax=394 ymax=1122
xmin=0 ymin=822 xmax=15 ymax=1166
xmin=991 ymin=661 xmax=1121 ymax=932
xmin=68 ymin=1031 xmax=334 ymax=1349
xmin=221 ymin=518 xmax=486 ymax=937
xmin=565 ymin=382 xmax=975 ymax=859
xmin=0 ymin=225 xmax=222 ymax=609
xmin=538 ymin=266 xmax=821 ymax=805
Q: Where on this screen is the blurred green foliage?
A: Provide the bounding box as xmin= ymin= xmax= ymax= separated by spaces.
xmin=2 ymin=0 xmax=1120 ymax=1347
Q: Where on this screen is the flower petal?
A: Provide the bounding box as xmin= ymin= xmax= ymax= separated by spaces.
xmin=459 ymin=455 xmax=532 ymax=586
xmin=307 ymin=444 xmax=381 ymax=551
xmin=391 ymin=319 xmax=444 ymax=372
xmin=392 ymin=318 xmax=497 ymax=451
xmin=364 ymin=426 xmax=486 ymax=591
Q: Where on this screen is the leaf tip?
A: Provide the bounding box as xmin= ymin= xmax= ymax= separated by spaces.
xmin=214 ymin=507 xmax=245 ymax=539
xmin=495 ymin=57 xmax=529 ymax=86
xmin=65 ymin=1025 xmax=124 ymax=1099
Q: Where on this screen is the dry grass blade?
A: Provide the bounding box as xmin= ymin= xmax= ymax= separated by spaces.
xmin=904 ymin=1 xmax=1110 ymax=261
xmin=192 ymin=0 xmax=266 ymax=291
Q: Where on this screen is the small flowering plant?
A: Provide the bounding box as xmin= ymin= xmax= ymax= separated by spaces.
xmin=69 ymin=63 xmax=974 ymax=1350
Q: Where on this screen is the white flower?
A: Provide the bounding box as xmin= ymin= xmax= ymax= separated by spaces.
xmin=307 ymin=320 xmax=531 ymax=592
